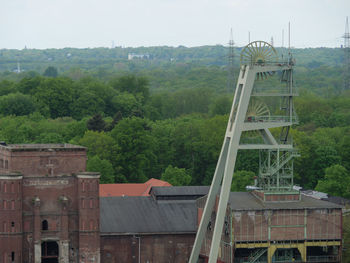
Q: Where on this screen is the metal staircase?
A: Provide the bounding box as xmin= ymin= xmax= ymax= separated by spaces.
xmin=247 ymin=248 xmax=267 ymax=263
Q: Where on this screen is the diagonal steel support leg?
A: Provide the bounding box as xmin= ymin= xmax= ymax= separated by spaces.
xmin=188 ymin=138 xmax=230 ymax=263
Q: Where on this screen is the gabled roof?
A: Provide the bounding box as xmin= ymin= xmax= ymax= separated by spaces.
xmin=99 ymin=178 xmax=171 ymax=197
xmin=100 ymin=196 xmax=197 ymax=234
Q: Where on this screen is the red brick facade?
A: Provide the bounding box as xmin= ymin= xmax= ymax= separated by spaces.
xmin=0 ymin=144 xmax=100 ymax=263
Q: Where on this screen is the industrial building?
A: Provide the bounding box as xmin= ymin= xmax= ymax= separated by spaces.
xmin=0 ymin=142 xmax=345 ymax=263
xmin=198 ymin=191 xmax=343 ymax=263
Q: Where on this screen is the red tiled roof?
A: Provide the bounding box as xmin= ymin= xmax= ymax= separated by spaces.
xmin=99 ymin=178 xmax=171 ymax=197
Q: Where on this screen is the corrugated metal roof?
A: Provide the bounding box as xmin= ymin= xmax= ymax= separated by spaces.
xmin=228 ymin=192 xmax=343 ymax=211
xmin=150 ymin=186 xmax=210 ymax=197
xmin=100 ymin=196 xmax=197 ymax=234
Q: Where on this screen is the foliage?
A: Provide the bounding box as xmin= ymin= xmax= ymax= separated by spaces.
xmin=0 ymin=46 xmax=349 ymax=194
xmin=110 ymin=117 xmax=157 ymax=183
xmin=43 ymin=66 xmax=58 ymax=77
xmin=315 ymin=165 xmax=350 ymax=198
xmin=161 ymin=165 xmax=191 ymax=186
xmin=87 ymin=114 xmax=106 ymax=132
xmin=86 ymin=155 xmax=114 ymax=184
xmin=231 ymin=170 xmax=255 ymax=192
xmin=0 ymin=93 xmax=37 ymax=116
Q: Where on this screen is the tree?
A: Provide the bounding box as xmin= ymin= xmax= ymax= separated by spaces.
xmin=161 ymin=165 xmax=191 ymax=186
xmin=110 ymin=92 xmax=142 ymax=118
xmin=209 ymin=95 xmax=232 ymax=116
xmin=110 ymin=75 xmax=149 ymax=102
xmin=78 ymin=130 xmax=117 ymax=163
xmin=35 ymin=132 xmax=64 ymax=143
xmin=0 ymin=93 xmax=37 ymax=116
xmin=110 ymin=117 xmax=157 ymax=183
xmin=87 ymin=156 xmax=114 ymax=184
xmin=315 ymin=165 xmax=350 ymax=198
xmin=87 ymin=114 xmax=106 ymax=132
xmin=43 ymin=66 xmax=58 ymax=77
xmin=231 ymin=170 xmax=255 ymax=192
xmin=33 ymin=78 xmax=74 ymax=118
xmin=72 ymin=92 xmax=105 ymax=120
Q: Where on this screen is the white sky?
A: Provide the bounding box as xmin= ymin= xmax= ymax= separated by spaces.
xmin=0 ymin=0 xmax=349 ymax=49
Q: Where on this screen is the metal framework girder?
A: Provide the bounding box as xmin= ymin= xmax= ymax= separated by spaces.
xmin=243 ymin=122 xmax=294 ymax=131
xmin=189 ymin=58 xmax=297 ymax=263
xmin=252 ymin=64 xmax=291 ymax=73
xmin=238 ymin=144 xmax=293 ymax=150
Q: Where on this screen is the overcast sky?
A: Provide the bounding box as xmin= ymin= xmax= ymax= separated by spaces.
xmin=1 ymin=0 xmax=349 ymax=49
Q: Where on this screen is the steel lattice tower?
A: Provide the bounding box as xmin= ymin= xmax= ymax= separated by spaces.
xmin=189 ymin=41 xmax=298 ymax=263
xmin=227 ymin=29 xmax=235 ymax=93
xmin=343 ymin=17 xmax=350 ymax=90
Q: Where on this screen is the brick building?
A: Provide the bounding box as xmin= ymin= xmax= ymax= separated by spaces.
xmin=0 ymin=144 xmax=100 ymax=263
xmin=198 ymin=191 xmax=343 ymax=263
xmin=0 ymin=143 xmax=345 ymax=263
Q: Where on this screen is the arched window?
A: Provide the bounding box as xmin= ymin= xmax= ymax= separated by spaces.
xmin=42 ymin=220 xmax=48 ymax=231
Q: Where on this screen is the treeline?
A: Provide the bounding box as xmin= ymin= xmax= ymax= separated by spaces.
xmin=0 ymin=71 xmax=349 ymax=199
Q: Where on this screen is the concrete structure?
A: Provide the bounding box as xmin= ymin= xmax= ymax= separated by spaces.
xmin=0 ymin=144 xmax=100 ymax=263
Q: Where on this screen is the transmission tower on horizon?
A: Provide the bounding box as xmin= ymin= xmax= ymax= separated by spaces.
xmin=343 ymin=16 xmax=350 ymax=90
xmin=227 ymin=29 xmax=235 ymax=93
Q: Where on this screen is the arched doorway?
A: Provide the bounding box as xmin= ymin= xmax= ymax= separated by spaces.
xmin=41 ymin=241 xmax=59 ymax=263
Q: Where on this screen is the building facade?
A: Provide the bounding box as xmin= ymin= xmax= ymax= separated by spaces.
xmin=198 ymin=191 xmax=343 ymax=263
xmin=0 ymin=144 xmax=100 ymax=263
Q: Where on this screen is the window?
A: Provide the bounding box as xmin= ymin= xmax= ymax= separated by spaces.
xmin=3 ymin=200 xmax=7 ymax=210
xmin=0 ymin=159 xmax=3 ymax=168
xmin=89 ymin=220 xmax=94 ymax=230
xmin=11 ymin=183 xmax=14 ymax=193
xmin=42 ymin=220 xmax=48 ymax=231
xmin=4 ymin=182 xmax=7 ymax=193
xmin=5 ymin=160 xmax=8 ymax=169
xmin=11 ymin=200 xmax=15 ymax=210
xmin=3 ymin=221 xmax=7 ymax=232
xmin=82 ymin=199 xmax=85 ymax=209
xmin=11 ymin=222 xmax=14 ymax=232
xmin=82 ymin=220 xmax=85 ymax=231
xmin=11 ymin=252 xmax=15 ymax=262
xmin=82 ymin=181 xmax=85 ymax=192
xmin=89 ymin=199 xmax=93 ymax=209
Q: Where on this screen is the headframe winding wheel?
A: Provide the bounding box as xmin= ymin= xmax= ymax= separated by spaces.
xmin=240 ymin=41 xmax=278 ymax=80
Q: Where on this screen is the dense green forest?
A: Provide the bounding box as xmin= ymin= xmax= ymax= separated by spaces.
xmin=0 ymin=45 xmax=349 ymax=200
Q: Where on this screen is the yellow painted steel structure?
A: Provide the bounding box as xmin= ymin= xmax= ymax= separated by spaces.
xmin=235 ymin=240 xmax=341 ymax=263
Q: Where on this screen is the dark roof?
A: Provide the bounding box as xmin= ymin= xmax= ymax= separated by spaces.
xmin=228 ymin=192 xmax=343 ymax=211
xmin=150 ymin=186 xmax=210 ymax=197
xmin=100 ymin=196 xmax=197 ymax=234
xmin=322 ymin=196 xmax=350 ymax=206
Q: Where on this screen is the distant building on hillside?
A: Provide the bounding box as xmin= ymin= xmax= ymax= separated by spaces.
xmin=127 ymin=53 xmax=150 ymax=60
